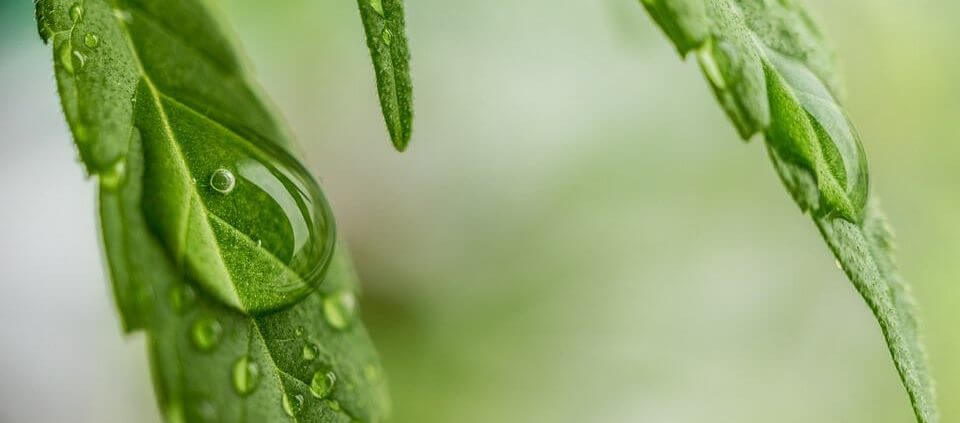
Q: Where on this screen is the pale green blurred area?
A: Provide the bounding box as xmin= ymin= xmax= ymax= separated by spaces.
xmin=0 ymin=0 xmax=956 ymax=422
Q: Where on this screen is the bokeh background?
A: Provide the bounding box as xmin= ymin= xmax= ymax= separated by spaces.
xmin=1 ymin=0 xmax=957 ymax=422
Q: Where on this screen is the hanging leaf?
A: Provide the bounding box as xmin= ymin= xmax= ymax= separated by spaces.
xmin=640 ymin=1 xmax=938 ymax=421
xmin=36 ymin=0 xmax=390 ymax=420
xmin=356 ymin=0 xmax=414 ymax=151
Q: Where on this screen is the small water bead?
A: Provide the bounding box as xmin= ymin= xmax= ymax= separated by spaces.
xmin=325 ymin=399 xmax=341 ymax=411
xmin=363 ymin=364 xmax=379 ymax=382
xmin=72 ymin=51 xmax=86 ymax=71
xmin=309 ymin=369 xmax=337 ymax=398
xmin=84 ymin=33 xmax=99 ymax=48
xmin=169 ymin=284 xmax=197 ymax=313
xmin=302 ymin=343 xmax=319 ymax=361
xmin=294 ymin=326 xmax=305 ymax=337
xmin=69 ymin=3 xmax=84 ymax=22
xmin=190 ymin=317 xmax=223 ymax=352
xmin=100 ymin=159 xmax=127 ymax=190
xmin=193 ymin=400 xmax=218 ymax=423
xmin=282 ymin=393 xmax=304 ymax=417
xmin=381 ymin=29 xmax=393 ymax=46
xmin=323 ymin=291 xmax=357 ymax=330
xmin=113 ymin=8 xmax=133 ymax=23
xmin=209 ymin=168 xmax=236 ymax=194
xmin=370 ymin=0 xmax=384 ymax=16
xmin=232 ymin=356 xmax=261 ymax=396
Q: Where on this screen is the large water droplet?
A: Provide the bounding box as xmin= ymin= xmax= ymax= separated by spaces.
xmin=323 ymin=291 xmax=356 ymax=330
xmin=302 ymin=342 xmax=319 ymax=361
xmin=282 ymin=393 xmax=304 ymax=417
xmin=370 ymin=0 xmax=384 ymax=16
xmin=232 ymin=356 xmax=261 ymax=396
xmin=763 ymin=47 xmax=869 ymax=222
xmin=309 ymin=369 xmax=337 ymax=398
xmin=145 ymin=103 xmax=339 ymax=314
xmin=209 ymin=168 xmax=236 ymax=194
xmin=84 ymin=33 xmax=99 ymax=48
xmin=190 ymin=317 xmax=223 ymax=352
xmin=69 ymin=3 xmax=84 ymax=22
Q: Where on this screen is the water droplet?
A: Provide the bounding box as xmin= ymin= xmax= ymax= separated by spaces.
xmin=381 ymin=29 xmax=393 ymax=46
xmin=69 ymin=3 xmax=84 ymax=22
xmin=58 ymin=43 xmax=74 ymax=74
xmin=232 ymin=356 xmax=261 ymax=396
xmin=325 ymin=399 xmax=341 ymax=411
xmin=302 ymin=343 xmax=318 ymax=361
xmin=209 ymin=168 xmax=236 ymax=194
xmin=113 ymin=8 xmax=133 ymax=23
xmin=323 ymin=291 xmax=356 ymax=330
xmin=294 ymin=326 xmax=305 ymax=337
xmin=309 ymin=369 xmax=336 ymax=398
xmin=370 ymin=0 xmax=384 ymax=16
xmin=282 ymin=393 xmax=304 ymax=417
xmin=190 ymin=317 xmax=223 ymax=352
xmin=763 ymin=47 xmax=869 ymax=222
xmin=100 ymin=159 xmax=127 ymax=189
xmin=84 ymin=33 xmax=99 ymax=48
xmin=73 ymin=51 xmax=86 ymax=71
xmin=147 ymin=129 xmax=338 ymax=315
xmin=169 ymin=284 xmax=197 ymax=314
xmin=192 ymin=400 xmax=218 ymax=422
xmin=363 ymin=364 xmax=379 ymax=382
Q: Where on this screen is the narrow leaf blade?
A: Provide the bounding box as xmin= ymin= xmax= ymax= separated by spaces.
xmin=640 ymin=1 xmax=938 ymax=421
xmin=357 ymin=0 xmax=414 ymax=151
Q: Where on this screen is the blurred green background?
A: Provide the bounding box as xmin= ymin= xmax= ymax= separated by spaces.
xmin=0 ymin=0 xmax=956 ymax=422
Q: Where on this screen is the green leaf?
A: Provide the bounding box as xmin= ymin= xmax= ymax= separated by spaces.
xmin=36 ymin=0 xmax=390 ymax=421
xmin=640 ymin=0 xmax=938 ymax=421
xmin=356 ymin=0 xmax=414 ymax=151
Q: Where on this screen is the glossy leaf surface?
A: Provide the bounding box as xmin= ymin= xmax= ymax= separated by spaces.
xmin=36 ymin=0 xmax=390 ymax=421
xmin=640 ymin=0 xmax=938 ymax=421
xmin=356 ymin=0 xmax=414 ymax=151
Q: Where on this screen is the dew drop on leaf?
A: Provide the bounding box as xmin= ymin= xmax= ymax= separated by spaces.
xmin=302 ymin=342 xmax=318 ymax=361
xmin=190 ymin=316 xmax=223 ymax=352
xmin=294 ymin=326 xmax=305 ymax=337
xmin=282 ymin=393 xmax=304 ymax=417
xmin=150 ymin=128 xmax=338 ymax=314
xmin=72 ymin=51 xmax=86 ymax=71
xmin=84 ymin=33 xmax=99 ymax=48
xmin=112 ymin=8 xmax=132 ymax=23
xmin=363 ymin=364 xmax=379 ymax=382
xmin=169 ymin=283 xmax=197 ymax=314
xmin=323 ymin=291 xmax=356 ymax=330
xmin=231 ymin=356 xmax=261 ymax=396
xmin=208 ymin=168 xmax=236 ymax=194
xmin=100 ymin=159 xmax=127 ymax=190
xmin=309 ymin=369 xmax=337 ymax=398
xmin=370 ymin=0 xmax=384 ymax=16
xmin=192 ymin=400 xmax=218 ymax=423
xmin=381 ymin=28 xmax=393 ymax=46
xmin=69 ymin=3 xmax=84 ymax=22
